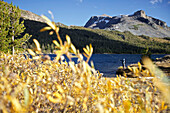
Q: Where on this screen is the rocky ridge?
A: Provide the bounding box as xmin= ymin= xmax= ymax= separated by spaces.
xmin=84 ymin=10 xmax=170 ymax=38
xmin=20 ymin=9 xmax=66 ymax=27
xmin=21 ymin=10 xmax=46 ymax=23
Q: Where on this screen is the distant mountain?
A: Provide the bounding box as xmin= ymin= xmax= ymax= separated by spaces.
xmin=21 ymin=10 xmax=46 ymax=23
xmin=84 ymin=10 xmax=170 ymax=38
xmin=19 ymin=9 xmax=170 ymax=54
xmin=21 ymin=10 xmax=67 ymax=27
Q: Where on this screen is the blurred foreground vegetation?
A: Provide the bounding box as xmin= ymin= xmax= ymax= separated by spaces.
xmin=0 ymin=52 xmax=169 ymax=112
xmin=0 ymin=14 xmax=170 ymax=113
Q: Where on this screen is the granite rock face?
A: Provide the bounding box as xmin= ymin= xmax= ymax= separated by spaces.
xmin=84 ymin=10 xmax=170 ymax=38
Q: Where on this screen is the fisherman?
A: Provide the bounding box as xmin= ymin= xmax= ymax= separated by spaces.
xmin=121 ymin=58 xmax=126 ymax=69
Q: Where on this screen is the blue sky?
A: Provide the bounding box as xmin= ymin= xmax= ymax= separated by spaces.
xmin=5 ymin=0 xmax=170 ymax=26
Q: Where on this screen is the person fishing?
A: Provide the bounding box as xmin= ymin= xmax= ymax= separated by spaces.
xmin=121 ymin=58 xmax=126 ymax=69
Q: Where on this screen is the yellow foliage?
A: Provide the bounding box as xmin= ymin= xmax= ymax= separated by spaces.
xmin=0 ymin=14 xmax=169 ymax=113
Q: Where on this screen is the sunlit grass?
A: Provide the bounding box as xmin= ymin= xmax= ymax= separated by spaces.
xmin=0 ymin=15 xmax=169 ymax=113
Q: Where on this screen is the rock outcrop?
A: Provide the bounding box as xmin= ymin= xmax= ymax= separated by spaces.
xmin=154 ymin=55 xmax=170 ymax=76
xmin=84 ymin=10 xmax=170 ymax=38
xmin=21 ymin=10 xmax=46 ymax=23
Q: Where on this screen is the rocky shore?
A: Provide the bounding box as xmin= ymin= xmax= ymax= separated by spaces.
xmin=116 ymin=55 xmax=170 ymax=77
xmin=154 ymin=55 xmax=170 ymax=76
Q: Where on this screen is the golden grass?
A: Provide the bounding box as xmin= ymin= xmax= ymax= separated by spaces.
xmin=0 ymin=15 xmax=169 ymax=113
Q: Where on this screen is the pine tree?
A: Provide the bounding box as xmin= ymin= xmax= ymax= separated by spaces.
xmin=0 ymin=1 xmax=31 ymax=54
xmin=41 ymin=44 xmax=45 ymax=53
xmin=51 ymin=43 xmax=55 ymax=53
xmin=47 ymin=44 xmax=51 ymax=53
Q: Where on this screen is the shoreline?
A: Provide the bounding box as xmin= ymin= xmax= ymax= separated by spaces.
xmin=116 ymin=55 xmax=170 ymax=77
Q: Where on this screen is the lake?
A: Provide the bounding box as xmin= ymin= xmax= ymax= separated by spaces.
xmin=48 ymin=54 xmax=166 ymax=77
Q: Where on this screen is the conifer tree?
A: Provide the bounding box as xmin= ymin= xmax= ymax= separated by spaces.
xmin=47 ymin=44 xmax=51 ymax=53
xmin=51 ymin=43 xmax=55 ymax=52
xmin=0 ymin=1 xmax=31 ymax=54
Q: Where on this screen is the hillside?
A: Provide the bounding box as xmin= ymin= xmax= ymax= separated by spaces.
xmin=20 ymin=10 xmax=170 ymax=54
xmin=85 ymin=10 xmax=170 ymax=38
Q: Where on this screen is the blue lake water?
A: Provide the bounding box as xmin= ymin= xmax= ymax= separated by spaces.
xmin=48 ymin=54 xmax=167 ymax=77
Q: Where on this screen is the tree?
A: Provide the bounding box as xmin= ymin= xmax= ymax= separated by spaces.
xmin=0 ymin=1 xmax=31 ymax=54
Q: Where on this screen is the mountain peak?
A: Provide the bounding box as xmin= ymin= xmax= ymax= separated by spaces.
xmin=100 ymin=14 xmax=112 ymax=18
xmin=133 ymin=10 xmax=146 ymax=18
xmin=84 ymin=10 xmax=170 ymax=38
